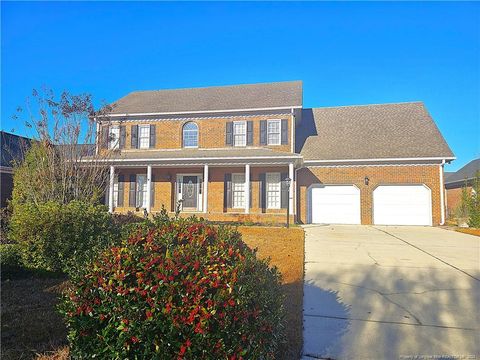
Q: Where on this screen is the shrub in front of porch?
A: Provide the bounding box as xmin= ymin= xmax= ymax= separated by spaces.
xmin=9 ymin=201 xmax=120 ymax=275
xmin=60 ymin=217 xmax=285 ymax=359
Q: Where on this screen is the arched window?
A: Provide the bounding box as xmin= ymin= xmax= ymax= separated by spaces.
xmin=183 ymin=122 xmax=198 ymax=148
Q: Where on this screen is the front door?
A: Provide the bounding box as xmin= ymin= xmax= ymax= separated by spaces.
xmin=182 ymin=176 xmax=198 ymax=209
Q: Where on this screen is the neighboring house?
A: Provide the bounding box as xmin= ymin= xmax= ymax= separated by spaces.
xmin=444 ymin=158 xmax=480 ymax=218
xmin=95 ymin=81 xmax=454 ymax=226
xmin=0 ymin=131 xmax=31 ymax=207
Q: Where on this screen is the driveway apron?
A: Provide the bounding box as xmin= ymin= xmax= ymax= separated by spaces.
xmin=302 ymin=225 xmax=480 ymax=360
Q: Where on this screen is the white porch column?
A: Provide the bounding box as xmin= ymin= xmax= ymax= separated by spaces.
xmin=289 ymin=163 xmax=294 ymax=215
xmin=245 ymin=164 xmax=250 ymax=214
xmin=108 ymin=165 xmax=115 ymax=213
xmin=146 ymin=165 xmax=152 ymax=213
xmin=203 ymin=164 xmax=209 ymax=213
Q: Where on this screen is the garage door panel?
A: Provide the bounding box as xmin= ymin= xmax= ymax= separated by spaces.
xmin=310 ymin=185 xmax=361 ymax=224
xmin=373 ymin=185 xmax=432 ymax=226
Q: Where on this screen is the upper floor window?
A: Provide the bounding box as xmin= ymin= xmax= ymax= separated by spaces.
xmin=233 ymin=121 xmax=246 ymax=147
xmin=183 ymin=122 xmax=198 ymax=148
xmin=138 ymin=125 xmax=150 ymax=149
xmin=267 ymin=120 xmax=281 ymax=145
xmin=109 ymin=126 xmax=120 ymax=150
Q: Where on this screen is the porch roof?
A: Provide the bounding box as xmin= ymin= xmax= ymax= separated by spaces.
xmin=89 ymin=148 xmax=302 ymax=166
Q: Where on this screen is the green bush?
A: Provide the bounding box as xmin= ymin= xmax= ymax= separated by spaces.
xmin=9 ymin=201 xmax=120 ymax=275
xmin=113 ymin=211 xmax=152 ymax=239
xmin=0 ymin=243 xmax=23 ymax=269
xmin=467 ymin=171 xmax=480 ymax=228
xmin=1 ymin=207 xmax=12 ymax=244
xmin=60 ymin=217 xmax=285 ymax=359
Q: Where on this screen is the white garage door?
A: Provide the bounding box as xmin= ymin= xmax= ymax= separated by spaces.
xmin=373 ymin=185 xmax=432 ymax=226
xmin=310 ymin=185 xmax=361 ymax=224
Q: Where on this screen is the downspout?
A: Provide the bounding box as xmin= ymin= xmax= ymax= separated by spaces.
xmin=439 ymin=159 xmax=445 ymax=225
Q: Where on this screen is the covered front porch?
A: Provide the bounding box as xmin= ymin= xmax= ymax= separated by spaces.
xmin=106 ymin=153 xmax=302 ymax=224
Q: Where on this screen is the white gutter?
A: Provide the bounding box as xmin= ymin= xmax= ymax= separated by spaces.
xmin=96 ymin=105 xmax=303 ymax=119
xmin=440 ymin=159 xmax=446 ymax=225
xmin=0 ymin=166 xmax=13 ymax=174
xmin=304 ymin=157 xmax=456 ymax=164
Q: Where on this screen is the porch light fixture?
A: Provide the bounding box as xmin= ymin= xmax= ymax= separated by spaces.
xmin=285 ymin=177 xmax=292 ymax=228
xmin=364 ymin=176 xmax=369 ymax=186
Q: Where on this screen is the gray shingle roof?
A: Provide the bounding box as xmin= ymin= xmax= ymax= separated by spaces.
xmin=109 ymin=81 xmax=302 ymax=115
xmin=111 ymin=148 xmax=299 ymax=159
xmin=102 ymin=148 xmax=301 ymax=165
xmin=296 ymin=102 xmax=454 ymax=161
xmin=0 ymin=131 xmax=31 ymax=168
xmin=445 ymin=158 xmax=480 ymax=185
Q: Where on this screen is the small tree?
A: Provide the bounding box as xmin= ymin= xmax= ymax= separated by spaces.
xmin=10 ymin=88 xmax=114 ymax=206
xmin=456 ymin=184 xmax=470 ymax=220
xmin=467 ymin=171 xmax=480 ymax=228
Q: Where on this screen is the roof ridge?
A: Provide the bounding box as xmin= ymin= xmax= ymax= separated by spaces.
xmin=308 ymin=101 xmax=424 ymax=110
xmin=127 ymin=80 xmax=303 ymax=95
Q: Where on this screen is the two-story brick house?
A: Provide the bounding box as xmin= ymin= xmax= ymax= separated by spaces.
xmin=95 ymin=81 xmax=454 ymax=226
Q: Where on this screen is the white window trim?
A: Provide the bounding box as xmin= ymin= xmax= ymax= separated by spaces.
xmin=267 ymin=119 xmax=281 ymax=146
xmin=183 ymin=122 xmax=199 ymax=148
xmin=109 ymin=126 xmax=120 ymax=150
xmin=266 ymin=172 xmax=281 ymax=209
xmin=138 ymin=125 xmax=150 ymax=149
xmin=233 ymin=120 xmax=247 ymax=147
xmin=232 ymin=173 xmax=246 ymax=209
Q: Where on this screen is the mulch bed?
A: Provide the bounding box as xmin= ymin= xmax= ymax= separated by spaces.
xmin=238 ymin=226 xmax=305 ymax=360
xmin=455 ymin=227 xmax=480 ymax=237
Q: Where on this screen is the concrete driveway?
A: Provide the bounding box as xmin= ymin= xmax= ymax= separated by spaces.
xmin=302 ymin=225 xmax=480 ymax=360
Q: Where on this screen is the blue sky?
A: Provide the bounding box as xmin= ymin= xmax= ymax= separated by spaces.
xmin=1 ymin=1 xmax=479 ymax=171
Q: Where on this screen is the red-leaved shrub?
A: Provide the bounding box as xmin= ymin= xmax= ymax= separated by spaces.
xmin=60 ymin=216 xmax=285 ymax=359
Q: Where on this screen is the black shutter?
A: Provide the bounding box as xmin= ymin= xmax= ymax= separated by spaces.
xmin=131 ymin=125 xmax=138 ymax=149
xmin=117 ymin=174 xmax=124 ymax=206
xmin=101 ymin=125 xmax=109 ymax=149
xmin=260 ymin=120 xmax=267 ymax=145
xmin=281 ymin=172 xmax=288 ymax=209
xmin=119 ymin=126 xmax=126 ymax=149
xmin=246 ymin=121 xmax=253 ymax=145
xmin=129 ymin=174 xmax=136 ymax=207
xmin=224 ymin=173 xmax=232 ymax=209
xmin=149 ymin=124 xmax=156 ymax=148
xmin=150 ymin=174 xmax=155 ymax=207
xmin=281 ymin=119 xmax=288 ymax=145
xmin=225 ymin=122 xmax=233 ymax=146
xmin=171 ymin=180 xmax=176 ymax=212
xmin=259 ymin=173 xmax=266 ymax=212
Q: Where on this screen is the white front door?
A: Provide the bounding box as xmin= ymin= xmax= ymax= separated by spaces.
xmin=310 ymin=185 xmax=361 ymax=224
xmin=373 ymin=185 xmax=432 ymax=226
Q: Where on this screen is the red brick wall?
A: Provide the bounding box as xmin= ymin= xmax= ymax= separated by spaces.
xmin=100 ymin=114 xmax=294 ymax=153
xmin=112 ymin=166 xmax=292 ymax=225
xmin=297 ymin=165 xmax=443 ymax=225
xmin=446 ymin=186 xmax=471 ymax=219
